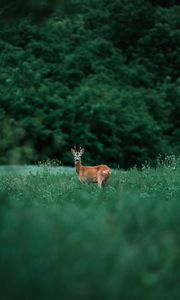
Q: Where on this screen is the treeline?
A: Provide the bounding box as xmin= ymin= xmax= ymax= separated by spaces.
xmin=0 ymin=0 xmax=179 ymax=168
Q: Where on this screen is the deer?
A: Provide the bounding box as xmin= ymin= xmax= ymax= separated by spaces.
xmin=71 ymin=146 xmax=111 ymax=188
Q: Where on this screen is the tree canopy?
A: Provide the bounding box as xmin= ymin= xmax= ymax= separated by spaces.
xmin=0 ymin=0 xmax=179 ymax=167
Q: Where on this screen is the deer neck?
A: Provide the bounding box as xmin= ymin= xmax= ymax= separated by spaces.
xmin=75 ymin=161 xmax=82 ymax=174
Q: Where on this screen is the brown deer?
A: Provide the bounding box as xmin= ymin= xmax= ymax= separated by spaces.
xmin=71 ymin=146 xmax=111 ymax=188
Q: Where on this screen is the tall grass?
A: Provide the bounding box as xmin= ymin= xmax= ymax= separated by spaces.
xmin=0 ymin=156 xmax=180 ymax=300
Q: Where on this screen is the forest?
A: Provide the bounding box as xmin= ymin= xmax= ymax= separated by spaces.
xmin=0 ymin=0 xmax=179 ymax=168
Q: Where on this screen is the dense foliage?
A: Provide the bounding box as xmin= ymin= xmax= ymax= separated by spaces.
xmin=0 ymin=0 xmax=179 ymax=167
xmin=0 ymin=157 xmax=180 ymax=299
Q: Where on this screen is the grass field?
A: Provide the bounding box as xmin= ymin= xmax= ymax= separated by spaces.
xmin=0 ymin=156 xmax=180 ymax=300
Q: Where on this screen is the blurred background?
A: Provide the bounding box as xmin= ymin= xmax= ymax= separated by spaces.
xmin=0 ymin=0 xmax=179 ymax=168
xmin=0 ymin=3 xmax=180 ymax=299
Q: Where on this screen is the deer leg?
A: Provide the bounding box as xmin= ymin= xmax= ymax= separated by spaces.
xmin=103 ymin=174 xmax=110 ymax=186
xmin=97 ymin=176 xmax=103 ymax=189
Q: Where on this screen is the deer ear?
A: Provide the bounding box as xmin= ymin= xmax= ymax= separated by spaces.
xmin=71 ymin=148 xmax=75 ymax=155
xmin=80 ymin=148 xmax=84 ymax=155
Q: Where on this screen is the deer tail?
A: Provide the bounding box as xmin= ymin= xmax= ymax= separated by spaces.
xmin=101 ymin=169 xmax=111 ymax=175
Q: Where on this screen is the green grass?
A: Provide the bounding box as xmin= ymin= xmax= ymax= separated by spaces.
xmin=0 ymin=156 xmax=180 ymax=300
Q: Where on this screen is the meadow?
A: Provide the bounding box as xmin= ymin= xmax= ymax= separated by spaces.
xmin=0 ymin=156 xmax=180 ymax=300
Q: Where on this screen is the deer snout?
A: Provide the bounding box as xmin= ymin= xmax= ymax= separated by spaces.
xmin=75 ymin=157 xmax=80 ymax=162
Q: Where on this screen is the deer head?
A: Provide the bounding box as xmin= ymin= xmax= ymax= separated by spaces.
xmin=71 ymin=146 xmax=84 ymax=163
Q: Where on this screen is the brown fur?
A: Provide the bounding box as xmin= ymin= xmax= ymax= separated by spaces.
xmin=75 ymin=161 xmax=111 ymax=188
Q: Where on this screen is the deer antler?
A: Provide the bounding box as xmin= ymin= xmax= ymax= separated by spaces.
xmin=71 ymin=145 xmax=84 ymax=155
